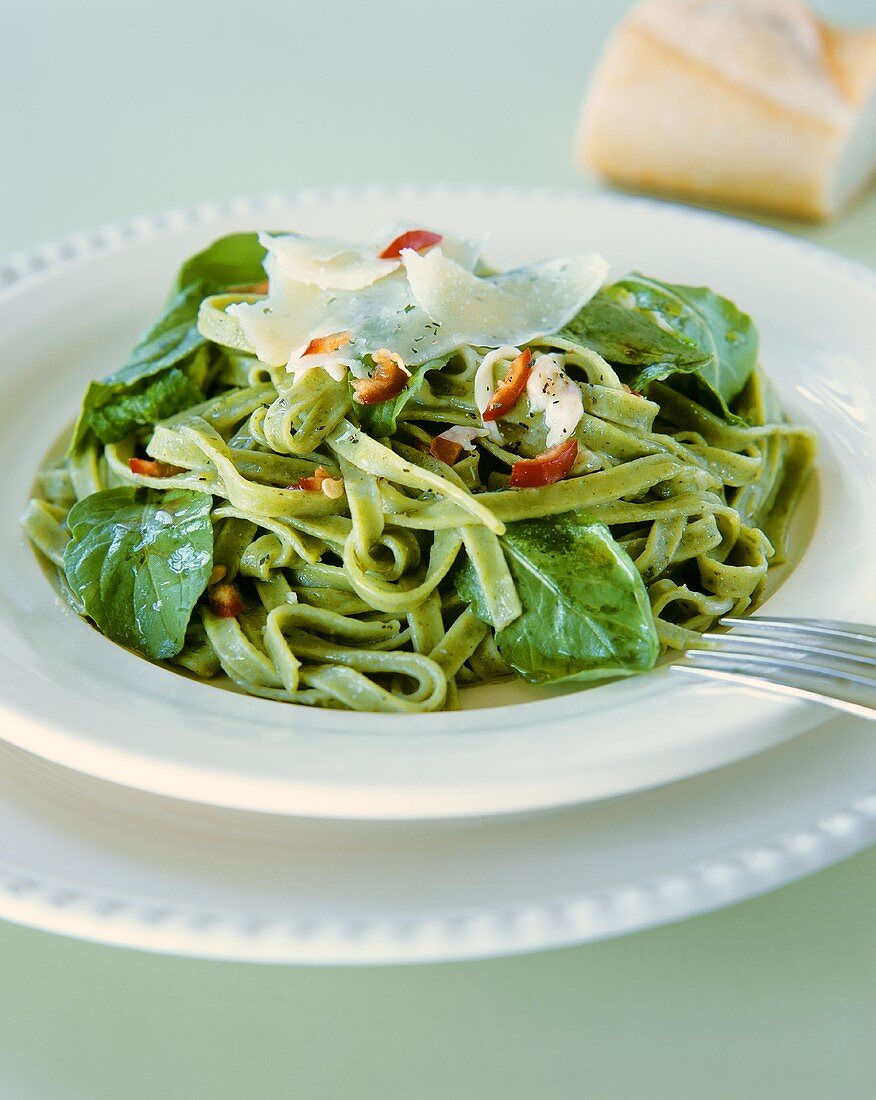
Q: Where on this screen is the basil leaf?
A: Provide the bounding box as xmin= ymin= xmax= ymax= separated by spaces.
xmin=63 ymin=487 xmax=214 ymax=659
xmin=72 ymin=233 xmax=266 ymax=449
xmin=563 ymin=273 xmax=757 ymax=419
xmin=172 ymin=231 xmax=269 ymax=296
xmin=86 ymin=368 xmax=205 ymax=444
xmin=456 ymin=514 xmax=659 ymax=683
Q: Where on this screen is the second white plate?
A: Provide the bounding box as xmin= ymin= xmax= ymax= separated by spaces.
xmin=0 ymin=708 xmax=873 ymax=963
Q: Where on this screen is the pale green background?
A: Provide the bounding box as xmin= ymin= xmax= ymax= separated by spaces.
xmin=2 ymin=1 xmax=875 ymax=1097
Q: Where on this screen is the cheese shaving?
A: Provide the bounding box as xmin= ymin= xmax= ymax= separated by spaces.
xmin=229 ymin=230 xmax=607 ymax=382
xmin=526 ymin=355 xmax=585 ymax=447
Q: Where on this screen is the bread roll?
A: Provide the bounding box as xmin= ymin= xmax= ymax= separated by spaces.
xmin=576 ymin=0 xmax=876 ymax=220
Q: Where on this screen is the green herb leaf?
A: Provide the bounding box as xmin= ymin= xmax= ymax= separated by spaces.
xmin=86 ymin=367 xmax=205 ymax=444
xmin=563 ymin=273 xmax=757 ymax=419
xmin=456 ymin=513 xmax=659 ymax=683
xmin=63 ymin=487 xmax=214 ymax=659
xmin=172 ymin=232 xmax=269 ymax=297
xmin=72 ymin=233 xmax=267 ymax=449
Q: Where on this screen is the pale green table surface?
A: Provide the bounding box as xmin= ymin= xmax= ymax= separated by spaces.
xmin=2 ymin=2 xmax=875 ymax=1097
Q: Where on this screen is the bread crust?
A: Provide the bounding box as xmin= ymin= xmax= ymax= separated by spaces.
xmin=577 ymin=3 xmax=876 ymax=220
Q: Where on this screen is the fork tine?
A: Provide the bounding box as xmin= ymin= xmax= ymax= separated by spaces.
xmin=679 ymin=647 xmax=876 ymax=718
xmin=675 ymin=664 xmax=876 ymax=722
xmin=685 ymin=648 xmax=876 ymax=690
xmin=721 ymin=616 xmax=876 ymax=645
xmin=674 ymin=616 xmax=876 ymax=721
xmin=700 ymin=632 xmax=876 ymax=669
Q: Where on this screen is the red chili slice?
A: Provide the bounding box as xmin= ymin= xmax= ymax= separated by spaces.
xmin=128 ymin=458 xmax=184 ymax=478
xmin=301 ymin=330 xmax=351 ymax=357
xmin=483 ymin=348 xmax=532 ymax=423
xmin=208 ymin=583 xmax=244 ymax=619
xmin=378 ymin=230 xmax=443 ymax=260
xmin=429 ymin=435 xmax=465 ymax=466
xmin=352 ymin=349 xmax=410 ymax=405
xmin=509 ymin=439 xmax=578 ymax=488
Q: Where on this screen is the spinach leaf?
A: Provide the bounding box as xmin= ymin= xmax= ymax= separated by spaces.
xmin=86 ymin=367 xmax=205 ymax=444
xmin=63 ymin=487 xmax=213 ymax=659
xmin=356 ymin=355 xmax=450 ymax=437
xmin=72 ymin=233 xmax=266 ymax=449
xmin=172 ymin=231 xmax=269 ymax=297
xmin=456 ymin=514 xmax=659 ymax=684
xmin=563 ymin=273 xmax=757 ymax=419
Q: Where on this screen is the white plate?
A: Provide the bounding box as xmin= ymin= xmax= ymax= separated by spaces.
xmin=0 ymin=186 xmax=874 ymax=819
xmin=0 ymin=710 xmax=873 ymax=963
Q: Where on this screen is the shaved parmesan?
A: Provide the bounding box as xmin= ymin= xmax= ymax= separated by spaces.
xmin=228 ymin=230 xmax=608 ymax=381
xmin=436 ymin=425 xmax=490 ymax=451
xmin=262 ymin=232 xmax=399 ymax=291
xmin=404 ymin=249 xmax=608 ymax=352
xmin=526 ymin=354 xmax=584 ymax=448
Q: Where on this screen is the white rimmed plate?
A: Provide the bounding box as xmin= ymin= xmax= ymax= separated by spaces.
xmin=0 ymin=711 xmax=873 ymax=963
xmin=0 ymin=186 xmax=873 ymax=819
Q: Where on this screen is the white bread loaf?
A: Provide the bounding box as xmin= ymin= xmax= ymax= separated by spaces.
xmin=577 ymin=0 xmax=876 ymax=220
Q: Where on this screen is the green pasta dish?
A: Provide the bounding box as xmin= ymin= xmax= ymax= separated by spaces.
xmin=21 ymin=226 xmax=815 ymax=713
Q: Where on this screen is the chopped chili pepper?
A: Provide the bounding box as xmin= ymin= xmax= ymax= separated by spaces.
xmin=301 ymin=330 xmax=351 ymax=357
xmin=483 ymin=348 xmax=532 ymax=422
xmin=508 ymin=439 xmax=578 ymax=488
xmin=429 ymin=435 xmax=465 ymax=465
xmin=208 ymin=583 xmax=244 ymax=619
xmin=352 ymin=349 xmax=410 ymax=405
xmin=378 ymin=230 xmax=443 ymax=260
xmin=128 ymin=458 xmax=184 ymax=478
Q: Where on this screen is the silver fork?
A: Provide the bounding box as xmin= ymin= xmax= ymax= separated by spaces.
xmin=672 ymin=617 xmax=876 ymax=722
